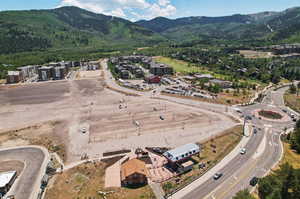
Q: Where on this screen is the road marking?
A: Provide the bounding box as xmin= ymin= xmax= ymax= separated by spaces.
xmin=269 ymin=141 xmax=272 ymax=146
xmin=214 ymin=159 xmax=259 ymax=199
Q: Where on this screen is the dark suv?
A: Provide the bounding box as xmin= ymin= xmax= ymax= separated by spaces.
xmin=250 ymin=177 xmax=259 ymax=186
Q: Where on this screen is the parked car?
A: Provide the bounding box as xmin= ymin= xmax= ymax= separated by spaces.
xmin=253 ymin=129 xmax=258 ymax=134
xmin=246 ymin=116 xmax=252 ymax=120
xmin=213 ymin=172 xmax=223 ymax=180
xmin=240 ymin=148 xmax=246 ymax=155
xmin=250 ymin=177 xmax=259 ymax=186
xmin=81 ymin=127 xmax=87 ymax=134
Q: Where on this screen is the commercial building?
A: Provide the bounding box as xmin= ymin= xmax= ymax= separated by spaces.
xmin=38 ymin=66 xmax=54 ymax=81
xmin=121 ymin=159 xmax=149 ymax=187
xmin=163 ymin=143 xmax=200 ymax=163
xmin=17 ymin=65 xmax=39 ymax=79
xmin=120 ymin=70 xmax=130 ymax=79
xmin=144 ymin=75 xmax=161 ymax=84
xmin=6 ymin=71 xmax=23 ymax=84
xmin=194 ymin=74 xmax=214 ymax=80
xmin=209 ymin=79 xmax=232 ymax=88
xmin=150 ymin=63 xmax=173 ymax=76
xmin=53 ymin=66 xmax=67 ymax=80
xmin=0 ymin=171 xmax=17 ymax=196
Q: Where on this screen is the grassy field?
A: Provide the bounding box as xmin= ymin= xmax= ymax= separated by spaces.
xmin=154 ymin=56 xmax=206 ymax=74
xmin=163 ymin=125 xmax=243 ymax=195
xmin=284 ymin=93 xmax=300 ymax=113
xmin=45 ymin=161 xmax=155 ymax=199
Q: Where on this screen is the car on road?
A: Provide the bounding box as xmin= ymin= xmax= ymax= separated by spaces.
xmin=250 ymin=177 xmax=259 ymax=186
xmin=240 ymin=148 xmax=246 ymax=155
xmin=213 ymin=172 xmax=223 ymax=180
xmin=253 ymin=129 xmax=258 ymax=134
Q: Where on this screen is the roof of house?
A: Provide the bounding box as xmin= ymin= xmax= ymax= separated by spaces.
xmin=121 ymin=159 xmax=149 ymax=181
xmin=163 ymin=143 xmax=200 ymax=162
xmin=0 ymin=171 xmax=16 ymax=188
xmin=209 ymin=79 xmax=232 ymax=84
xmin=7 ymin=71 xmax=20 ymax=76
xmin=181 ymin=160 xmax=194 ymax=168
xmin=194 ymin=74 xmax=214 ymax=79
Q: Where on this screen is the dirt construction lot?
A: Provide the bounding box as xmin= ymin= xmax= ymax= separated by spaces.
xmin=0 ymin=70 xmax=236 ymax=164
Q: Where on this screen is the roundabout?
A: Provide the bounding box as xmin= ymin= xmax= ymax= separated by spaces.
xmin=253 ymin=109 xmax=290 ymax=122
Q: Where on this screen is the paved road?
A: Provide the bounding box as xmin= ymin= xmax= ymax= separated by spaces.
xmin=101 ymin=59 xmax=295 ymax=199
xmin=177 ymin=86 xmax=294 ymax=199
xmin=0 ymin=146 xmax=48 ymax=199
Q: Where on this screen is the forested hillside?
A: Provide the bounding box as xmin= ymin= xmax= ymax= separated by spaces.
xmin=0 ymin=6 xmax=164 ymax=54
xmin=136 ymin=7 xmax=300 ymax=44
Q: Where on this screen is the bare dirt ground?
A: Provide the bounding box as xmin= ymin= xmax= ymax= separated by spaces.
xmin=239 ymin=50 xmax=275 ymax=59
xmin=0 ymin=160 xmax=24 ymax=174
xmin=0 ymin=70 xmax=236 ymax=164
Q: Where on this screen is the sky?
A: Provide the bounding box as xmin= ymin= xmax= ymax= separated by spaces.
xmin=0 ymin=0 xmax=300 ymax=21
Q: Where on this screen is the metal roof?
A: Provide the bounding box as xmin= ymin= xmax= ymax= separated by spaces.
xmin=7 ymin=71 xmax=20 ymax=76
xmin=163 ymin=143 xmax=200 ymax=162
xmin=0 ymin=171 xmax=16 ymax=188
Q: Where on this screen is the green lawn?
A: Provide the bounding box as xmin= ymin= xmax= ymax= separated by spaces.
xmin=154 ymin=56 xmax=207 ymax=74
xmin=284 ymin=93 xmax=300 ymax=113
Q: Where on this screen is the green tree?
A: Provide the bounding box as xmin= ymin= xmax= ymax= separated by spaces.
xmin=297 ymin=82 xmax=300 ymax=96
xmin=290 ymin=84 xmax=297 ymax=94
xmin=233 ymin=190 xmax=255 ymax=199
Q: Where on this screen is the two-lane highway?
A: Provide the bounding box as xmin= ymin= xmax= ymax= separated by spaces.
xmin=180 ymin=123 xmax=264 ymax=199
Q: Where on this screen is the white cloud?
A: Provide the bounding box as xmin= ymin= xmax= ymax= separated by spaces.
xmin=58 ymin=0 xmax=177 ymax=20
xmin=110 ymin=8 xmax=126 ymax=18
xmin=148 ymin=3 xmax=176 ymax=19
xmin=158 ymin=0 xmax=170 ymax=6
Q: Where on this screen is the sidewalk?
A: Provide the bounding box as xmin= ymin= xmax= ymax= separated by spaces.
xmin=170 ymin=130 xmax=251 ymax=199
xmin=149 ymin=182 xmax=165 ymax=199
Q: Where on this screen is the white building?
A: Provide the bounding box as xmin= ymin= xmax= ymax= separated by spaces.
xmin=163 ymin=143 xmax=200 ymax=163
xmin=0 ymin=171 xmax=17 ymax=196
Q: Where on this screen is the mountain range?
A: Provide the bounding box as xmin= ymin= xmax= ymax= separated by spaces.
xmin=0 ymin=6 xmax=164 ymax=54
xmin=136 ymin=7 xmax=300 ymax=43
xmin=1 ymin=6 xmax=300 ymax=54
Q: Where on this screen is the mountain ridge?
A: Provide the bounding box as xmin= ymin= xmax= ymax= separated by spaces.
xmin=0 ymin=6 xmax=165 ymax=54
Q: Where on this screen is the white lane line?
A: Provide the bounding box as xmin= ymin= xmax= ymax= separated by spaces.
xmin=253 ymin=128 xmax=268 ymax=159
